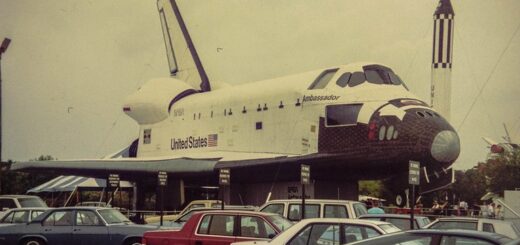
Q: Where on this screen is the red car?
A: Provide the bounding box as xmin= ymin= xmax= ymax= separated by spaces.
xmin=142 ymin=210 xmax=293 ymax=245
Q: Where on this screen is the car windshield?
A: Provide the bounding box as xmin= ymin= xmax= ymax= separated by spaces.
xmin=98 ymin=209 xmax=131 ymax=224
xmin=18 ymin=197 xmax=47 ymax=208
xmin=378 ymin=224 xmax=401 ymax=233
xmin=266 ymin=214 xmax=293 ymax=232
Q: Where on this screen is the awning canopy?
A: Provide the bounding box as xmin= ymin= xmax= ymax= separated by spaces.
xmin=27 ymin=175 xmax=133 ymax=193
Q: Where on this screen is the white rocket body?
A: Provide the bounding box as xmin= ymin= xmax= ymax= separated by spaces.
xmin=431 ymin=0 xmax=454 ymax=122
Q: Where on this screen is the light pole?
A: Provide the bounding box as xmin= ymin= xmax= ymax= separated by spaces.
xmin=0 ymin=37 xmax=11 ymax=194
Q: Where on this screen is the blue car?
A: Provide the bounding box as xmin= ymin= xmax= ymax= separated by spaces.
xmin=0 ymin=207 xmax=159 ymax=245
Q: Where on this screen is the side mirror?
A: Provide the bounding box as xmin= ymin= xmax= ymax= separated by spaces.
xmin=2 ymin=208 xmax=9 ymax=212
xmin=268 ymin=234 xmax=276 ymax=239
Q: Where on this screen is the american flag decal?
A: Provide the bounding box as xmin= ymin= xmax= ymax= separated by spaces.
xmin=208 ymin=134 xmax=218 ymax=147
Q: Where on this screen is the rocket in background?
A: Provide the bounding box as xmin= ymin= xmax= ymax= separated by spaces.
xmin=431 ymin=0 xmax=454 ymax=122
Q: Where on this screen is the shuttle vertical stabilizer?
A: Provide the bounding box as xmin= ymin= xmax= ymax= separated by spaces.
xmin=431 ymin=0 xmax=454 ymax=121
xmin=157 ymin=0 xmax=211 ymax=92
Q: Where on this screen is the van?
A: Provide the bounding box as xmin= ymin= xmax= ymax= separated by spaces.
xmin=258 ymin=199 xmax=368 ymax=221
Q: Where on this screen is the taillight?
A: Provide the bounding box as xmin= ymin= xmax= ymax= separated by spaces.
xmin=141 ymin=237 xmax=147 ymax=245
xmin=368 ymin=121 xmax=378 ymax=140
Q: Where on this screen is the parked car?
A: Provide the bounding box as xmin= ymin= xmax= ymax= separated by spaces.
xmin=144 ymin=199 xmax=222 ymax=224
xmin=0 ymin=207 xmax=159 ymax=245
xmin=424 ymin=217 xmax=520 ymax=239
xmin=147 ymin=205 xmax=257 ymax=227
xmin=142 ymin=210 xmax=293 ymax=245
xmin=0 ymin=208 xmax=50 ymax=224
xmin=258 ymin=199 xmax=368 ymax=221
xmin=0 ymin=195 xmax=48 ymax=218
xmin=348 ymin=229 xmax=514 ymax=245
xmin=232 ymin=218 xmax=401 ymax=245
xmin=358 ymin=213 xmax=431 ymax=230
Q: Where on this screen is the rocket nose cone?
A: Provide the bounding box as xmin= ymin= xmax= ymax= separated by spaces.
xmin=431 ymin=130 xmax=460 ymax=163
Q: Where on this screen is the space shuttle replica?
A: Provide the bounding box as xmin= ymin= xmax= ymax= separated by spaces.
xmin=431 ymin=0 xmax=455 ymax=121
xmin=12 ymin=0 xmax=460 ymax=206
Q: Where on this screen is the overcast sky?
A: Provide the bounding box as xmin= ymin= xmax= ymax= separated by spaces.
xmin=1 ymin=0 xmax=519 ymax=170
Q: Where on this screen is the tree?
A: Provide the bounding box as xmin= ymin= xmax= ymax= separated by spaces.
xmin=452 ymin=168 xmax=487 ymax=205
xmin=483 ymin=150 xmax=520 ymax=195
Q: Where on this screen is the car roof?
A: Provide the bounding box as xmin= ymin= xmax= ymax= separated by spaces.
xmin=0 ymin=195 xmax=41 ymax=198
xmin=31 ymin=207 xmax=118 ymax=222
xmin=434 ymin=217 xmax=512 ymax=223
xmin=359 ymin=214 xmax=429 ymax=219
xmin=264 ymin=199 xmax=360 ymax=204
xmin=409 ymin=229 xmax=512 ymax=240
xmin=2 ymin=207 xmax=50 ymax=211
xmin=297 ymin=218 xmax=393 ymax=226
xmin=195 ymin=210 xmax=278 ymax=216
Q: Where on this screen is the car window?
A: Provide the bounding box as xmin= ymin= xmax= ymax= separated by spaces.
xmin=198 ymin=215 xmax=211 ymax=234
xmin=11 ymin=211 xmax=29 ymax=223
xmin=482 ymin=223 xmax=495 ymax=233
xmin=378 ymin=224 xmax=401 ymax=234
xmin=98 ymin=209 xmax=130 ymax=224
xmin=288 ymin=224 xmax=311 ymax=245
xmin=0 ymin=199 xmax=16 ymax=209
xmin=324 ymin=205 xmax=348 ymax=218
xmin=265 ymin=215 xmax=293 ymax=232
xmin=18 ymin=197 xmax=47 ymax=207
xmin=31 ymin=210 xmax=46 ymax=220
xmin=76 ymin=210 xmax=102 ymax=226
xmin=260 ymin=204 xmax=284 ymax=216
xmin=240 ymin=216 xmax=276 ymax=238
xmin=0 ymin=211 xmax=15 ymax=223
xmin=44 ymin=211 xmax=73 ymax=226
xmin=207 ymin=214 xmax=234 ymax=236
xmin=386 ymin=218 xmax=419 ymax=231
xmin=440 ymin=236 xmax=494 ymax=245
xmin=344 ymin=225 xmax=379 ymax=243
xmin=353 ymin=203 xmax=368 ymax=217
xmin=430 ymin=221 xmax=477 ymax=230
xmin=288 ymin=204 xmax=320 ymax=221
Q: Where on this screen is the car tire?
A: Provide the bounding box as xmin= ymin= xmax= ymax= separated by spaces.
xmin=123 ymin=237 xmax=141 ymax=245
xmin=22 ymin=238 xmax=46 ymax=245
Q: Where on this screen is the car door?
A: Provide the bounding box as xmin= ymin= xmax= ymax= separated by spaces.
xmin=72 ymin=210 xmax=109 ymax=245
xmin=41 ymin=210 xmax=74 ymax=244
xmin=192 ymin=214 xmax=237 ymax=245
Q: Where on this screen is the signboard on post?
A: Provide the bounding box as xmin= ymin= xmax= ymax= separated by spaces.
xmin=409 ymin=161 xmax=420 ymax=185
xmin=301 ymin=164 xmax=310 ymax=185
xmin=219 ymin=168 xmax=230 ymax=186
xmin=158 ymin=171 xmax=168 ymax=186
xmin=108 ymin=174 xmax=120 ymax=188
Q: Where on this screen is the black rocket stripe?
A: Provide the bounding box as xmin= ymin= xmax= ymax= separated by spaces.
xmin=432 ymin=19 xmax=437 ymax=65
xmin=438 ymin=19 xmax=444 ymax=64
xmin=447 ymin=19 xmax=452 ymax=64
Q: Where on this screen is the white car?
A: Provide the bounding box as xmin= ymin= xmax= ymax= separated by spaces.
xmin=258 ymin=199 xmax=368 ymax=222
xmin=424 ymin=217 xmax=520 ymax=239
xmin=232 ymin=218 xmax=401 ymax=245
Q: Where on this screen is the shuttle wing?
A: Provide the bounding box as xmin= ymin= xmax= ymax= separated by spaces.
xmin=9 ymin=151 xmax=313 ymax=180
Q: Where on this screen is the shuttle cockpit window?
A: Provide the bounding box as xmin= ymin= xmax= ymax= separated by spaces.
xmin=308 ymin=68 xmax=339 ymax=89
xmin=336 ymin=72 xmax=352 ymax=87
xmin=325 ymin=104 xmax=363 ymax=126
xmin=338 ymin=65 xmax=408 ymax=90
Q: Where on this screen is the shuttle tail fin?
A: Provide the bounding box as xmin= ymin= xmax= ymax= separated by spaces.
xmin=157 ymin=0 xmax=211 ymax=92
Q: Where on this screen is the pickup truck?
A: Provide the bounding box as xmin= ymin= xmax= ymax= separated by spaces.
xmin=142 ymin=210 xmax=293 ymax=245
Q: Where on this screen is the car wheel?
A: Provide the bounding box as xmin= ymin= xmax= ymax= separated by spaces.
xmin=123 ymin=237 xmax=141 ymax=245
xmin=22 ymin=238 xmax=46 ymax=245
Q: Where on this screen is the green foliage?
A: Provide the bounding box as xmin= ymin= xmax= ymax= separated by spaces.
xmin=452 ymin=168 xmax=487 ymax=204
xmin=359 ymin=180 xmax=384 ymax=197
xmin=452 ymin=150 xmax=520 ymax=202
